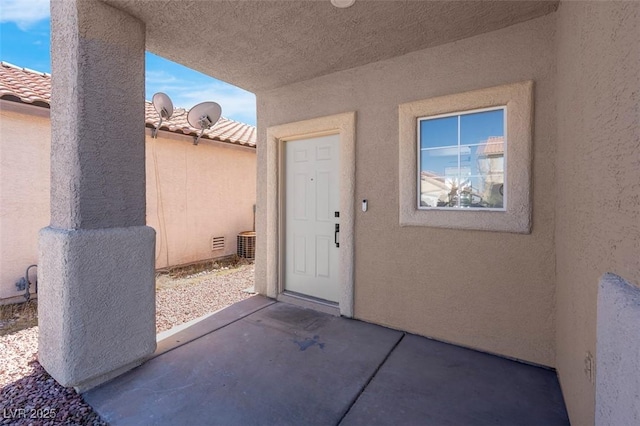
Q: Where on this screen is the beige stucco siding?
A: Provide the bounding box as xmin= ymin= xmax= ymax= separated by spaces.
xmin=146 ymin=132 xmax=257 ymax=269
xmin=555 ymin=2 xmax=640 ymax=425
xmin=256 ymin=14 xmax=557 ymax=367
xmin=0 ymin=106 xmax=51 ymax=301
xmin=0 ymin=108 xmax=256 ymax=301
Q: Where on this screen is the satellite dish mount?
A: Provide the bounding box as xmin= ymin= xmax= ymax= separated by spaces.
xmin=151 ymin=93 xmax=174 ymax=138
xmin=187 ymin=101 xmax=222 ymax=145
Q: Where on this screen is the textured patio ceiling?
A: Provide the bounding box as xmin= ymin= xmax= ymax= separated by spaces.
xmin=102 ymin=0 xmax=558 ymax=92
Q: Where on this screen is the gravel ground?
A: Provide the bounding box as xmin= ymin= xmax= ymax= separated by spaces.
xmin=0 ymin=264 xmax=254 ymax=425
xmin=155 ymin=263 xmax=254 ymax=333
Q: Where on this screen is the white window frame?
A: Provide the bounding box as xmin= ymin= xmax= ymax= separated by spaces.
xmin=399 ymin=81 xmax=533 ymax=234
xmin=417 ymin=106 xmax=507 ymax=212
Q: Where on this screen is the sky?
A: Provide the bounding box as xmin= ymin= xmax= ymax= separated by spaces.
xmin=0 ymin=0 xmax=257 ymax=125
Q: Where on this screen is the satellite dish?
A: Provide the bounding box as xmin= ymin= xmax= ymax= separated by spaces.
xmin=187 ymin=101 xmax=222 ymax=145
xmin=152 ymin=92 xmax=174 ymax=138
xmin=153 ymin=92 xmax=174 ymax=118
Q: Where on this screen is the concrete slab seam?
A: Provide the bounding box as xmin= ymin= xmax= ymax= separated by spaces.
xmin=337 ymin=332 xmax=406 ymax=425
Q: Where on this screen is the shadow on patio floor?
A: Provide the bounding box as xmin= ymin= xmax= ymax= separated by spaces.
xmin=84 ymin=296 xmax=569 ymax=425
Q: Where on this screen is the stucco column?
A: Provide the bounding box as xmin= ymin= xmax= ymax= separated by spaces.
xmin=39 ymin=0 xmax=155 ymax=391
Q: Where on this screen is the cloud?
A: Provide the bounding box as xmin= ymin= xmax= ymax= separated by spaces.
xmin=0 ymin=0 xmax=50 ymax=30
xmin=146 ymin=76 xmax=256 ymax=125
xmin=173 ymin=86 xmax=256 ymax=124
xmin=145 ymin=70 xmax=180 ymax=85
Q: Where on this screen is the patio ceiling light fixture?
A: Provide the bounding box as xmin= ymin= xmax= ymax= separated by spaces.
xmin=151 ymin=92 xmax=222 ymax=145
xmin=331 ymin=0 xmax=355 ymax=8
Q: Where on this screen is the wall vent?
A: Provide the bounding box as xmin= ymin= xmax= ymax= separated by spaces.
xmin=211 ymin=236 xmax=225 ymax=251
xmin=237 ymin=231 xmax=256 ymax=259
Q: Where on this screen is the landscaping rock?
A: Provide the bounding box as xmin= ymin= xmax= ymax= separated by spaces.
xmin=0 ymin=264 xmax=254 ymax=424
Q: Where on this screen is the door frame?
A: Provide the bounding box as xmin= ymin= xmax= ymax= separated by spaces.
xmin=266 ymin=112 xmax=356 ymax=317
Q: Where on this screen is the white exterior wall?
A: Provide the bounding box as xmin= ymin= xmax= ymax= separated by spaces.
xmin=0 ymin=104 xmax=257 ymax=302
xmin=0 ymin=104 xmax=51 ymax=302
xmin=146 ymin=130 xmax=257 ymax=269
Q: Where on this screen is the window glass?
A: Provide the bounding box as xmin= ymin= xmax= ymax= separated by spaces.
xmin=460 ymin=109 xmax=504 ymax=146
xmin=420 ymin=116 xmax=457 ymax=149
xmin=420 ymin=147 xmax=458 ymax=177
xmin=419 ymin=108 xmax=505 ymax=209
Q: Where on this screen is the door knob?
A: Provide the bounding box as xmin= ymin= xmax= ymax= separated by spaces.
xmin=334 ymin=223 xmax=340 ymax=248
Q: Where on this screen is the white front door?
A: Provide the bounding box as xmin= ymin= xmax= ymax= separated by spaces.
xmin=284 ymin=134 xmax=340 ymax=303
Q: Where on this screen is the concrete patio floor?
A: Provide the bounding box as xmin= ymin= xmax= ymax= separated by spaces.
xmin=84 ymin=296 xmax=569 ymax=425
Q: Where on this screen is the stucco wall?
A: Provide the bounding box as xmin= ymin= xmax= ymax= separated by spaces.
xmin=0 ymin=105 xmax=51 ymax=301
xmin=0 ymin=108 xmax=257 ymax=301
xmin=555 ymin=2 xmax=640 ymax=425
xmin=146 ymin=132 xmax=257 ymax=269
xmin=256 ymin=14 xmax=557 ymax=367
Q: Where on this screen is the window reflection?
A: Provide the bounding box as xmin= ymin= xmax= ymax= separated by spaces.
xmin=419 ymin=108 xmax=505 ymax=209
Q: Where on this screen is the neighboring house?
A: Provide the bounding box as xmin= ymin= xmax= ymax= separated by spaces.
xmin=33 ymin=1 xmax=640 ymax=425
xmin=475 ymin=136 xmax=504 ymax=207
xmin=0 ymin=62 xmax=257 ymax=304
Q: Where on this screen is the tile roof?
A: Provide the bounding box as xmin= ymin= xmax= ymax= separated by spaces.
xmin=476 ymin=136 xmax=504 ymax=156
xmin=0 ymin=62 xmax=51 ymax=107
xmin=143 ymin=102 xmax=256 ymax=147
xmin=0 ymin=61 xmax=256 ymax=147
